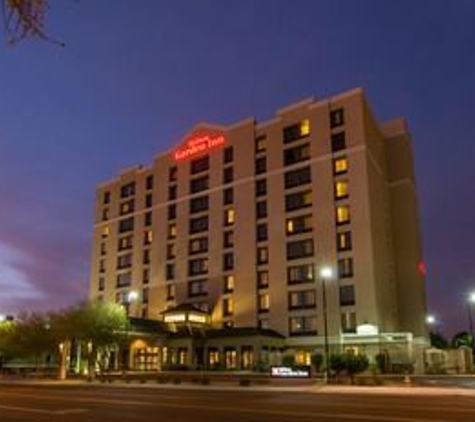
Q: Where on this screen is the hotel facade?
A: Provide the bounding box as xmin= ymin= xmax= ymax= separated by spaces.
xmin=89 ymin=88 xmax=429 ymax=372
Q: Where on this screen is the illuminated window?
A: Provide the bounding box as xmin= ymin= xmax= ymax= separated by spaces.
xmin=334 ymin=157 xmax=348 ymax=175
xmin=289 ymin=290 xmax=316 ymax=310
xmin=341 ymin=311 xmax=357 ymax=333
xmin=286 ymin=215 xmax=312 ymax=235
xmin=258 ymin=293 xmax=269 ymax=313
xmin=224 ymin=275 xmax=235 ymax=293
xmin=336 ymin=206 xmax=350 ymax=225
xmin=188 ymin=258 xmax=209 ymax=276
xmin=287 ymin=264 xmax=314 ymax=284
xmin=335 ymin=180 xmax=349 ymax=199
xmin=168 ymin=223 xmax=177 ymax=239
xmin=337 ymin=231 xmax=352 ymax=251
xmin=188 ymin=279 xmax=207 ymax=297
xmin=289 ymin=316 xmax=317 ymax=335
xmin=255 ymin=135 xmax=267 ymax=153
xmin=118 ymin=235 xmax=133 ymax=251
xmin=102 ymin=226 xmax=110 ymax=238
xmin=257 ymin=270 xmax=269 ymax=288
xmin=338 ymin=258 xmax=354 ymax=278
xmin=257 ymin=247 xmax=269 ymax=265
xmin=144 ymin=230 xmax=153 ymax=245
xmin=189 ymin=237 xmax=208 ymax=255
xmin=223 ymin=298 xmax=234 ymax=316
xmin=283 ymin=120 xmax=311 ymax=143
xmin=300 ymin=119 xmax=310 ymax=136
xmin=120 ymin=200 xmax=134 ymax=215
xmin=208 ymin=349 xmax=219 ymax=366
xmin=224 ymin=208 xmax=235 ymax=226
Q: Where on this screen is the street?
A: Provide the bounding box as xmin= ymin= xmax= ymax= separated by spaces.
xmin=1 ymin=384 xmax=475 ymax=421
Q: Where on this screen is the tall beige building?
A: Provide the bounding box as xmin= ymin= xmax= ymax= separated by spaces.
xmin=90 ymin=87 xmax=428 ymax=371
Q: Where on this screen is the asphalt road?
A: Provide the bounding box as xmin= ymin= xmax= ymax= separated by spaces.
xmin=1 ymin=384 xmax=475 ymax=422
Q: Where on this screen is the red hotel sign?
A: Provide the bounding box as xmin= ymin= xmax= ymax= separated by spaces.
xmin=174 ymin=134 xmax=225 ymax=161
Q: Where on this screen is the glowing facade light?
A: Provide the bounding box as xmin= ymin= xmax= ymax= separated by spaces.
xmin=174 ymin=135 xmax=225 ymax=161
xmin=426 ymin=315 xmax=436 ymax=325
xmin=320 ymin=267 xmax=333 ymax=280
xmin=469 ymin=292 xmax=475 ymax=304
xmin=0 ymin=314 xmax=6 ymax=322
xmin=127 ymin=291 xmax=139 ymax=303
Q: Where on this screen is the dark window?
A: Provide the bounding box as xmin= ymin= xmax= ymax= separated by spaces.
xmin=285 ymin=190 xmax=312 ymax=212
xmin=166 ymin=263 xmax=175 ymax=280
xmin=166 ymin=284 xmax=175 ymax=300
xmin=341 ymin=311 xmax=357 ymax=333
xmin=285 ymin=166 xmax=311 ymax=189
xmin=142 ymin=287 xmax=149 ymax=304
xmin=338 ymin=258 xmax=354 ymax=278
xmin=255 ymin=156 xmax=267 ymax=175
xmin=223 ymin=231 xmax=234 ymax=248
xmin=223 ymin=253 xmax=234 ymax=271
xmin=144 ymin=211 xmax=152 ymax=226
xmin=255 ymin=135 xmax=267 ymax=153
xmin=286 ymin=214 xmax=313 ymax=235
xmin=224 ymin=146 xmax=234 ymax=163
xmin=190 ymin=155 xmax=210 ymax=175
xmin=287 ymin=264 xmax=315 ymax=284
xmin=223 ymin=187 xmax=233 ymax=205
xmin=331 ymin=132 xmax=346 ymax=152
xmin=256 ymin=201 xmax=268 ymax=219
xmin=168 ymin=204 xmax=176 ymax=220
xmin=188 ymin=258 xmax=208 ymax=276
xmin=166 ymin=243 xmax=176 ymax=260
xmin=330 ymin=108 xmax=344 ymax=128
xmin=117 ymin=253 xmax=132 ymax=270
xmin=288 ymin=290 xmax=316 ymax=310
xmin=98 ymin=277 xmax=105 ymax=291
xmin=120 ymin=182 xmax=135 ymax=199
xmin=145 ymin=193 xmax=153 ymax=208
xmin=287 ymin=239 xmax=314 ymax=260
xmin=103 ymin=191 xmax=110 ymax=205
xmin=337 ymin=231 xmax=352 ymax=252
xmin=190 ymin=175 xmax=209 ymax=194
xmin=189 ymin=237 xmax=208 ymax=255
xmin=340 ymin=285 xmax=355 ymax=306
xmin=223 ymin=167 xmax=234 ymax=184
xmin=168 ymin=185 xmax=177 ymax=200
xmin=256 ymin=223 xmax=268 ymax=242
xmin=284 ymin=144 xmax=310 ymax=166
xmin=283 ymin=120 xmax=310 ymax=144
xmin=143 ymin=268 xmax=150 ymax=284
xmin=190 ymin=195 xmax=209 ymax=214
xmin=188 ymin=279 xmax=208 ymax=297
xmin=116 ymin=272 xmax=132 ymax=288
xmin=189 ymin=216 xmax=208 ymax=234
xmin=255 ymin=179 xmax=267 ymax=197
xmin=146 ymin=175 xmax=154 ymax=190
xmin=143 ymin=249 xmax=150 ymax=264
xmin=169 ymin=166 xmax=177 ymax=182
xmin=119 ymin=217 xmax=134 ymax=233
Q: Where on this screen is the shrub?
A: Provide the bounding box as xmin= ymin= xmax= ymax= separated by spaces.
xmin=311 ymin=353 xmax=324 ymax=373
xmin=282 ymin=355 xmax=295 ymax=367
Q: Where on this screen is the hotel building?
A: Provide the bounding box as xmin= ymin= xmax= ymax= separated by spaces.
xmin=89 ymin=87 xmax=428 ymax=372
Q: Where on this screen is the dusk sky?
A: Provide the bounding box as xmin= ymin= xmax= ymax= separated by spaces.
xmin=0 ymin=0 xmax=474 ymax=334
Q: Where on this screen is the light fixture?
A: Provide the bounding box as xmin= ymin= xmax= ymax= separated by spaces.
xmin=320 ymin=267 xmax=333 ymax=279
xmin=127 ymin=291 xmax=139 ymax=302
xmin=426 ymin=315 xmax=436 ymax=325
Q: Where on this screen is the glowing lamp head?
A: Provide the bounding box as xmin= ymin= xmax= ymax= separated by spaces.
xmin=320 ymin=267 xmax=333 ymax=280
xmin=0 ymin=314 xmax=6 ymax=322
xmin=426 ymin=315 xmax=436 ymax=325
xmin=127 ymin=291 xmax=139 ymax=303
xmin=469 ymin=292 xmax=475 ymax=304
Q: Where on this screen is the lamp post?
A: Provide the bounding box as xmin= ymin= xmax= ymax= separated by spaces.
xmin=125 ymin=290 xmax=139 ymax=318
xmin=467 ymin=292 xmax=475 ymax=347
xmin=319 ymin=266 xmax=333 ymax=384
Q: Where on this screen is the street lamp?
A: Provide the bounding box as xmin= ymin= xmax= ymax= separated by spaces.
xmin=319 ymin=266 xmax=333 ymax=384
xmin=125 ymin=290 xmax=139 ymax=317
xmin=425 ymin=315 xmax=436 ymax=326
xmin=467 ymin=292 xmax=475 ymax=347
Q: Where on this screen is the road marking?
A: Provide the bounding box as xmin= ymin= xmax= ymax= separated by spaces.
xmin=0 ymin=404 xmax=88 ymax=415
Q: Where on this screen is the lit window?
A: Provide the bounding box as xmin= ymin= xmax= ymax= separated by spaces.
xmin=337 ymin=231 xmax=352 ymax=251
xmin=258 ymin=293 xmax=269 ymax=312
xmin=223 ymin=298 xmax=234 ymax=316
xmin=224 ymin=275 xmax=235 ymax=293
xmin=102 ymin=226 xmax=110 ymax=237
xmin=144 ymin=230 xmax=153 ymax=245
xmin=334 ymin=157 xmax=348 ymax=175
xmin=300 ymin=119 xmax=310 ymax=136
xmin=255 ymin=135 xmax=267 ymax=153
xmin=287 ymin=220 xmax=294 ymax=234
xmin=336 ymin=205 xmax=350 ymax=225
xmin=335 ymin=180 xmax=349 ymax=199
xmin=168 ymin=224 xmax=177 ymax=239
xmin=224 ymin=208 xmax=235 ymax=226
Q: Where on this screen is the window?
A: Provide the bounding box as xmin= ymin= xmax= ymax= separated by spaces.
xmin=223 ymin=231 xmax=234 ymax=248
xmin=223 ymin=298 xmax=234 ymax=316
xmin=144 ymin=230 xmax=153 ymax=245
xmin=168 ymin=223 xmax=177 ymax=239
xmin=119 ymin=217 xmax=134 ymax=233
xmin=340 ymin=285 xmax=355 ymax=306
xmin=120 ymin=182 xmax=135 ymax=199
xmin=99 ymin=259 xmax=106 ymax=273
xmin=255 ymin=134 xmax=266 ymax=153
xmin=98 ymin=277 xmax=105 ymax=291
xmin=188 ymin=279 xmax=207 ymax=297
xmin=102 ymin=226 xmax=110 ymax=238
xmin=335 ymin=180 xmax=349 ymax=200
xmin=257 ymin=270 xmax=269 ymax=288
xmin=287 ymin=239 xmax=314 ymax=260
xmin=169 ymin=166 xmax=177 ymax=182
xmin=330 ymin=108 xmax=344 ymax=128
xmin=256 ymin=223 xmax=268 ymax=242
xmin=188 ymin=258 xmax=208 ymax=276
xmin=283 ymin=119 xmax=311 ymax=144
xmin=341 ymin=311 xmax=357 ymax=333
xmin=224 ymin=275 xmax=235 ymax=293
xmin=189 ymin=237 xmax=208 ymax=255
xmin=258 ymin=293 xmax=269 ymax=313
xmin=224 ymin=146 xmax=234 ymax=163
xmin=102 ymin=208 xmax=109 ymax=221
xmin=144 ymin=211 xmax=152 ymax=226
xmin=284 ymin=144 xmax=310 ymax=166
xmin=338 ymin=258 xmax=354 ymax=278
xmin=145 ymin=193 xmax=153 ymax=208
xmin=167 ymin=284 xmax=175 ymax=301
xmin=146 ymin=175 xmax=154 ymax=190
xmin=287 ymin=264 xmax=314 ymax=284
xmin=116 ymin=272 xmax=132 ymax=288
xmin=255 ymin=179 xmax=267 ymax=197
xmin=285 ymin=190 xmax=312 ymax=212
xmin=143 ymin=249 xmax=150 ymax=264
xmin=223 ymin=253 xmax=234 ymax=271
xmin=168 ymin=204 xmax=176 ymax=220
xmin=257 ymin=247 xmax=268 ymax=265
xmin=189 ymin=216 xmax=208 ymax=234
xmin=337 ymin=231 xmax=352 ymax=252
xmin=223 ymin=167 xmax=234 ymax=184
xmin=286 ymin=214 xmax=312 ymax=235
xmin=224 ymin=208 xmax=235 ymax=226
xmin=223 ymin=187 xmax=233 ymax=205
xmin=167 ymin=243 xmax=176 ymax=260
xmin=120 ymin=199 xmax=134 ymax=215
xmin=190 ymin=155 xmax=210 ymax=174
xmin=336 ymin=205 xmax=350 ymax=225
xmin=118 ymin=235 xmax=133 ymax=251
xmin=168 ymin=185 xmax=177 ymax=200
xmin=142 ymin=287 xmax=149 ymax=304
xmin=103 ymin=191 xmax=110 ymax=205
xmin=143 ymin=268 xmax=150 ymax=284
xmin=285 ymin=166 xmax=311 ymax=189
xmin=256 ymin=201 xmax=267 ymax=219
xmin=331 ymin=132 xmax=346 ymax=152
xmin=333 ymin=157 xmax=348 ymax=175
xmin=259 ymin=319 xmax=269 ymax=329
xmin=166 ymin=263 xmax=175 ymax=280
xmin=255 ymin=156 xmax=267 ymax=175
xmin=100 ymin=242 xmax=106 ymax=255
xmin=190 ymin=175 xmax=209 ymax=194
xmin=289 ymin=290 xmax=316 ymax=310
xmin=289 ymin=316 xmax=317 ymax=335
xmin=189 ymin=196 xmax=209 ymax=214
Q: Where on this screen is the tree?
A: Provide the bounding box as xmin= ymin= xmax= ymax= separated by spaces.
xmin=430 ymin=331 xmax=449 ymax=349
xmin=452 ymin=332 xmax=473 ymax=349
xmin=311 ymin=352 xmax=324 ymax=373
xmin=329 ymin=352 xmax=369 ymax=383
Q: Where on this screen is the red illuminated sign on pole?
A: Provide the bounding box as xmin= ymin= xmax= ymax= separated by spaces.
xmin=174 ymin=135 xmax=225 ymax=161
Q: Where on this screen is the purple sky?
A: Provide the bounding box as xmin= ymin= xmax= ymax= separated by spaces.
xmin=1 ymin=0 xmax=474 ymax=334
